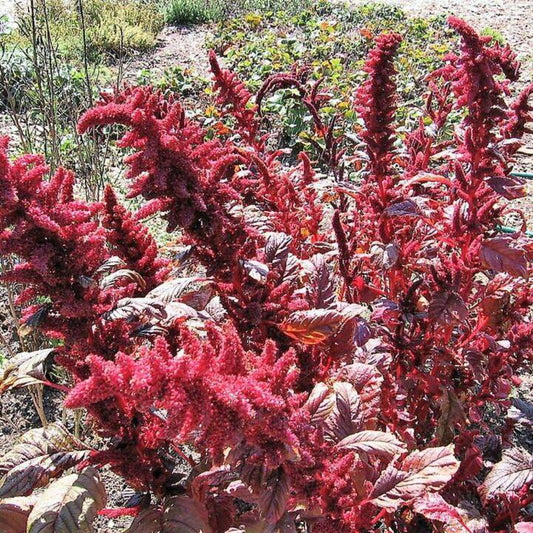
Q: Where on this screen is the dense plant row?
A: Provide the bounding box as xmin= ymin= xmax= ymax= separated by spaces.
xmin=1 ymin=15 xmax=533 ymax=533
xmin=208 ymin=1 xmax=460 ymax=155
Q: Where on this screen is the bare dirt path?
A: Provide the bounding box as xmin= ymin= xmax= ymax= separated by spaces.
xmin=122 ymin=24 xmax=212 ymax=81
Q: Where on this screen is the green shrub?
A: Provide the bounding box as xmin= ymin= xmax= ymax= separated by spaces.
xmin=12 ymin=0 xmax=164 ymax=59
xmin=84 ymin=0 xmax=164 ymax=55
xmin=165 ymin=0 xmax=225 ymax=24
xmin=165 ymin=0 xmax=312 ymax=25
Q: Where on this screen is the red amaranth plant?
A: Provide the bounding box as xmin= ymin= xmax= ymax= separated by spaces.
xmin=0 ymin=17 xmax=533 ymax=533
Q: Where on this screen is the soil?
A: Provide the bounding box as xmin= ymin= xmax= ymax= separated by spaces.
xmin=122 ymin=24 xmax=213 ymax=81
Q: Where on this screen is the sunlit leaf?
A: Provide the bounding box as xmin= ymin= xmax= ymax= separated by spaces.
xmin=413 ymin=493 xmax=469 ymax=532
xmin=507 ymin=398 xmax=533 ymax=426
xmin=147 ymin=277 xmax=206 ymax=303
xmin=0 ymin=496 xmax=35 ymax=533
xmin=265 ymin=232 xmax=292 ymax=270
xmin=104 ymin=298 xmax=167 ymax=322
xmin=0 ymin=349 xmax=54 ymax=394
xmin=26 ymin=468 xmax=106 ymax=533
xmin=371 ymin=445 xmax=459 ymax=509
xmin=337 ymin=430 xmax=406 ymax=458
xmin=241 ymin=260 xmax=269 ymax=284
xmin=100 ymin=269 xmax=146 ymax=290
xmin=480 ymin=237 xmax=527 ymax=278
xmin=479 ymin=447 xmax=533 ymax=501
xmin=326 ymin=382 xmax=362 ymax=442
xmin=0 ymin=422 xmax=90 ymax=498
xmin=94 ymin=256 xmax=127 ymax=276
xmin=280 ymin=309 xmax=343 ymax=344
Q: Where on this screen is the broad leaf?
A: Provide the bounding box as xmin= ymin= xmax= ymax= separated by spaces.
xmin=94 ymin=256 xmax=126 ymax=276
xmin=265 ymin=232 xmax=292 ymax=270
xmin=479 ymin=447 xmax=533 ymax=501
xmin=162 ymin=302 xmax=199 ymax=327
xmin=428 ymin=291 xmax=468 ymax=326
xmin=125 ymin=508 xmax=162 ymax=533
xmin=329 ymin=308 xmax=371 ymax=358
xmin=384 ymin=199 xmax=421 ymax=217
xmin=480 ymin=237 xmax=527 ymax=278
xmin=26 ymin=468 xmax=106 ymax=533
xmin=258 ymin=468 xmax=290 ymax=524
xmin=436 ymin=389 xmax=466 ymax=445
xmin=305 ymin=383 xmax=330 ymax=418
xmin=104 ymin=298 xmax=167 ymax=322
xmin=326 ymin=382 xmax=362 ymax=441
xmin=337 ymin=430 xmax=406 ymax=458
xmin=0 ymin=349 xmax=54 ymax=393
xmin=371 ymin=445 xmax=459 ymax=509
xmin=413 ymin=493 xmax=470 ymax=532
xmin=301 ymin=254 xmax=335 ymax=308
xmin=338 ymin=363 xmax=383 ymax=424
xmin=146 ymin=277 xmax=210 ymax=304
xmin=126 ymin=496 xmax=213 ymax=533
xmin=203 ymin=296 xmax=227 ymax=322
xmin=100 ymin=269 xmax=146 ymax=290
xmin=240 ymin=260 xmax=269 ymax=284
xmin=486 ymin=175 xmax=526 ymax=200
xmin=370 ymin=242 xmax=399 ymax=270
xmin=0 ymin=496 xmax=35 ymax=533
xmin=164 ymin=495 xmax=212 ymax=533
xmin=192 ymin=465 xmax=237 ymax=501
xmin=0 ymin=422 xmax=90 ymax=498
xmin=507 ymin=398 xmax=533 ymax=426
xmin=280 ymin=309 xmax=343 ymax=344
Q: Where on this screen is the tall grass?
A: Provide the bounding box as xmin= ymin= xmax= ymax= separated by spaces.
xmin=165 ymin=0 xmax=313 ymax=25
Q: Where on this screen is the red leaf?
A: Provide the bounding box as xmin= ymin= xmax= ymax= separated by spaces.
xmin=371 ymin=445 xmax=459 ymax=509
xmin=428 ymin=291 xmax=468 ymax=326
xmin=413 ymin=494 xmax=471 ymax=532
xmin=279 ymin=309 xmax=343 ymax=344
xmin=480 ymin=237 xmax=528 ymax=278
xmin=479 ymin=447 xmax=533 ymax=502
xmin=326 ymin=382 xmax=362 ymax=442
xmin=486 ymin=175 xmax=526 ymax=200
xmin=384 ymin=199 xmax=421 ymax=217
xmin=337 ymin=430 xmax=406 ymax=458
xmin=258 ymin=468 xmax=290 ymax=524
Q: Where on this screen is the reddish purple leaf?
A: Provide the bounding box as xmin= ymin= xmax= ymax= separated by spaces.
xmin=337 ymin=430 xmax=406 ymax=458
xmin=480 ymin=237 xmax=528 ymax=278
xmin=479 ymin=448 xmax=533 ymax=501
xmin=258 ymin=468 xmax=290 ymax=524
xmin=428 ymin=290 xmax=468 ymax=326
xmin=413 ymin=493 xmax=470 ymax=531
xmin=486 ymin=175 xmax=526 ymax=200
xmin=280 ymin=309 xmax=343 ymax=344
xmin=371 ymin=445 xmax=459 ymax=509
xmin=325 ymin=381 xmax=362 ymax=442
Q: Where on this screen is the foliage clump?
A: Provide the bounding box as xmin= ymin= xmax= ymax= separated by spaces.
xmin=12 ymin=0 xmax=164 ymax=58
xmin=0 ymin=15 xmax=533 ymax=533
